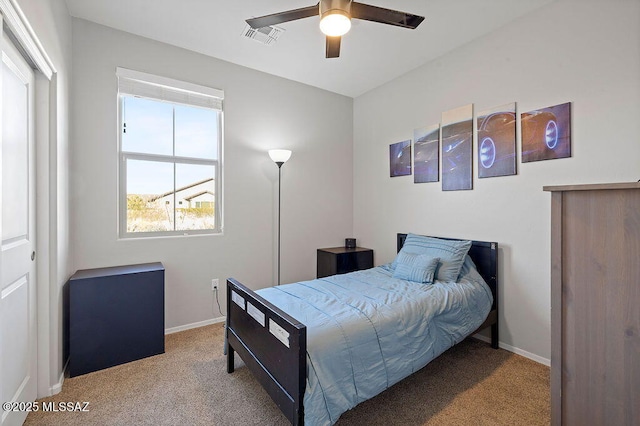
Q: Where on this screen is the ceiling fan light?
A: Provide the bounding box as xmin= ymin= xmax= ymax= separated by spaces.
xmin=319 ymin=10 xmax=351 ymax=36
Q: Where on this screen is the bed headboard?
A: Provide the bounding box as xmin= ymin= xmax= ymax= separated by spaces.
xmin=397 ymin=233 xmax=498 ymax=312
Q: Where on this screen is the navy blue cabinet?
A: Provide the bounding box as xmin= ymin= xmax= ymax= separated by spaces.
xmin=65 ymin=263 xmax=165 ymax=377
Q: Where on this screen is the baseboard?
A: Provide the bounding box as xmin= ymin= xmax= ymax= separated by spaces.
xmin=165 ymin=316 xmax=226 ymax=335
xmin=50 ymin=361 xmax=67 ymax=395
xmin=472 ymin=334 xmax=550 ymax=366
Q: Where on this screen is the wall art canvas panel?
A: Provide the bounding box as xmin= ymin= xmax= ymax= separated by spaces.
xmin=389 ymin=140 xmax=412 ymax=177
xmin=477 ymin=103 xmax=517 ymax=178
xmin=521 ymin=102 xmax=571 ymax=162
xmin=441 ymin=104 xmax=473 ymax=191
xmin=413 ymin=124 xmax=440 ymax=183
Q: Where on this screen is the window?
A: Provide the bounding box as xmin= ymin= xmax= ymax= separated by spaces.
xmin=117 ymin=68 xmax=223 ymax=237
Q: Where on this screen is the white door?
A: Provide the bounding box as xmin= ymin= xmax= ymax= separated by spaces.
xmin=0 ymin=27 xmax=37 ymax=426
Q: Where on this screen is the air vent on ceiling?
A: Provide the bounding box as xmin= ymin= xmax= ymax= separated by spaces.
xmin=241 ymin=24 xmax=284 ymax=45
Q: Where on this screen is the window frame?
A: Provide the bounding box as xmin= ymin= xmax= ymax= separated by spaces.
xmin=116 ymin=68 xmax=224 ymax=239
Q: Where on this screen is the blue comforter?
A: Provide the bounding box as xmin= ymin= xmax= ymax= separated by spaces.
xmin=257 ymin=257 xmax=493 ymax=425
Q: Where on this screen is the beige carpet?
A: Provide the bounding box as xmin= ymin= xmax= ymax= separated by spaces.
xmin=26 ymin=323 xmax=549 ymax=425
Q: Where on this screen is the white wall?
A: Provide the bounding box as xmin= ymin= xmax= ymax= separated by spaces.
xmin=70 ymin=19 xmax=354 ymax=329
xmin=15 ymin=0 xmax=73 ymax=395
xmin=353 ymin=0 xmax=640 ymax=362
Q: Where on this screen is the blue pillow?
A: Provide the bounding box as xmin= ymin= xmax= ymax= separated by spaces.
xmin=394 ymin=234 xmax=472 ymax=282
xmin=392 ymin=252 xmax=440 ymax=284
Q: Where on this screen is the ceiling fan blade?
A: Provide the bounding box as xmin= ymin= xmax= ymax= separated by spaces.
xmin=326 ymin=36 xmax=341 ymax=58
xmin=351 ymin=2 xmax=424 ymax=29
xmin=246 ymin=4 xmax=319 ymax=29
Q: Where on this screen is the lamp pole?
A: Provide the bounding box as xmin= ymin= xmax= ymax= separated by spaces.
xmin=268 ymin=150 xmax=292 ymax=285
xmin=276 ymin=161 xmax=283 ymax=286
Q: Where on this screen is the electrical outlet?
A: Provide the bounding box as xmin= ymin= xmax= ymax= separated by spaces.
xmin=211 ymin=278 xmax=219 ymax=291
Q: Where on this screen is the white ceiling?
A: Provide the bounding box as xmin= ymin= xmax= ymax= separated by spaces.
xmin=64 ymin=0 xmax=554 ymax=97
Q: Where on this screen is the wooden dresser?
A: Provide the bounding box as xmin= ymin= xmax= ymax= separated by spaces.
xmin=544 ymin=182 xmax=640 ymax=426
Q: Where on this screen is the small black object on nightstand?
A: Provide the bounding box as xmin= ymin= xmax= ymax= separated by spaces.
xmin=317 ymin=246 xmax=374 ymax=278
xmin=345 ymin=238 xmax=356 ymax=249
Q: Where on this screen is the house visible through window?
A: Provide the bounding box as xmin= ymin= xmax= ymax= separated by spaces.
xmin=117 ymin=68 xmax=223 ymax=237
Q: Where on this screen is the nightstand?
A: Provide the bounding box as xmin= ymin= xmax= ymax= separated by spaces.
xmin=317 ymin=247 xmax=374 ymax=278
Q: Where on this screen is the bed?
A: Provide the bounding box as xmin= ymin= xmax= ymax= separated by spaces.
xmin=226 ymin=233 xmax=499 ymax=425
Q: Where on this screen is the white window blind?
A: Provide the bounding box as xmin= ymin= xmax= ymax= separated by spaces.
xmin=116 ymin=67 xmax=223 ymax=110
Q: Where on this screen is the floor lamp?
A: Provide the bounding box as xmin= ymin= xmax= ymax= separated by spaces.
xmin=269 ymin=149 xmax=292 ymax=285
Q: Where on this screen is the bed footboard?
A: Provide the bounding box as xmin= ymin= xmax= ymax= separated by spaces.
xmin=226 ymin=278 xmax=306 ymax=425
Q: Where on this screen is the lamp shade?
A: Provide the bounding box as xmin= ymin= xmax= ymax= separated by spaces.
xmin=319 ymin=10 xmax=351 ymax=36
xmin=268 ymin=149 xmax=292 ymax=164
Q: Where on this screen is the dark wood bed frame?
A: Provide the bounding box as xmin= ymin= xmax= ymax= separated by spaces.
xmin=226 ymin=234 xmax=499 ymax=426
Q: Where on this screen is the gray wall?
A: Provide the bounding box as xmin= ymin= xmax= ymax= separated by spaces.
xmin=353 ymin=0 xmax=640 ymax=363
xmin=70 ymin=19 xmax=354 ymax=329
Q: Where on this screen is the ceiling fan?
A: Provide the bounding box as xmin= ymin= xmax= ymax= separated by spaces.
xmin=245 ymin=0 xmax=425 ymax=58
